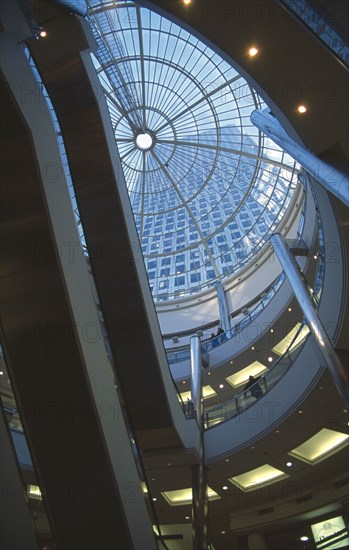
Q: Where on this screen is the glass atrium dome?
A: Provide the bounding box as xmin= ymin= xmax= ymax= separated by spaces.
xmin=87 ymin=0 xmax=299 ymax=301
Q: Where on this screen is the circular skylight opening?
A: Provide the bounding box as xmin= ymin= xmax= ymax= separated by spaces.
xmin=89 ymin=1 xmax=299 ymax=302
xmin=136 ymin=132 xmax=153 ymax=151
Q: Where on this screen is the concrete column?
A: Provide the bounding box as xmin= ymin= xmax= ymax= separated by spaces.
xmin=214 ymin=281 xmax=230 ymax=331
xmin=271 ymin=233 xmax=349 ymax=408
xmin=251 ymin=108 xmax=349 ymax=206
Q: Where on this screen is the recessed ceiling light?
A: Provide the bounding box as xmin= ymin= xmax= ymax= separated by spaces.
xmin=180 ymin=385 xmax=217 ymax=402
xmin=162 ymin=486 xmax=220 ymax=506
xmin=208 ymin=371 xmax=211 ymax=375
xmin=268 ymin=356 xmax=273 ymax=362
xmin=298 ymin=410 xmax=303 ymax=414
xmin=183 ymin=0 xmax=191 ymax=4
xmin=0 ymin=371 xmax=3 ymax=375
xmin=219 ymin=384 xmax=224 ymax=389
xmin=152 ymin=497 xmax=157 ymax=501
xmin=297 ymin=105 xmax=307 ymax=114
xmin=185 ymin=516 xmax=190 ymax=520
xmin=182 ymin=380 xmax=186 ymax=384
xmin=289 ymin=428 xmax=349 ymax=464
xmin=167 ymin=463 xmax=171 ymax=466
xmin=286 ymin=461 xmax=292 ymax=467
xmin=300 ymin=536 xmax=309 ymax=541
xmin=272 ymin=322 xmax=310 ymax=356
xmin=27 ymin=484 xmax=42 ymax=500
xmin=226 ymin=361 xmax=267 ymax=387
xmin=275 ymin=430 xmax=280 ymax=434
xmin=251 ymin=346 xmax=255 ymax=350
xmin=248 ymin=47 xmax=258 ymax=57
xmin=221 ymin=530 xmax=226 ymax=534
xmin=288 ymin=307 xmax=292 ymax=312
xmin=225 ymin=459 xmax=230 ymax=462
xmin=230 ymin=464 xmax=289 ymax=492
xmin=39 ymin=30 xmax=47 ymax=38
xmin=222 ymin=485 xmax=228 ymax=491
xmin=313 ymin=255 xmax=318 ymax=260
xmin=270 ymin=329 xmax=274 ymax=333
xmin=230 ymin=360 xmax=233 ymax=364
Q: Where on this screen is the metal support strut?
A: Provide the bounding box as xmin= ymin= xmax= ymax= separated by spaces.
xmin=190 ymin=334 xmax=209 ymax=550
xmin=251 ymin=109 xmax=349 ymax=207
xmin=214 ymin=281 xmax=230 ymax=332
xmin=271 ymin=233 xmax=349 ymax=408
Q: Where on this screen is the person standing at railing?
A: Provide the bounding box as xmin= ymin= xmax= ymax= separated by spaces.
xmin=210 ymin=333 xmax=218 ymax=347
xmin=216 ymin=325 xmax=226 ymax=343
xmin=243 ymin=375 xmax=263 ymax=399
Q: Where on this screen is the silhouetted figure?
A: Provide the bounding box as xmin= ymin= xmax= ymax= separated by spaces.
xmin=210 ymin=333 xmax=218 ymax=347
xmin=244 ymin=375 xmax=263 ymax=399
xmin=187 ymin=399 xmax=195 ymax=417
xmin=217 ymin=325 xmax=227 ymax=343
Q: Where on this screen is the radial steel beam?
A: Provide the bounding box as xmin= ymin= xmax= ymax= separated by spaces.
xmin=271 ymin=233 xmax=349 ymax=408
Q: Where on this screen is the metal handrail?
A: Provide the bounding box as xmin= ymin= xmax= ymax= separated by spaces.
xmin=204 ymin=319 xmax=310 ymax=428
xmin=166 ymin=272 xmax=286 ymax=364
xmin=204 ymin=175 xmax=326 ymax=428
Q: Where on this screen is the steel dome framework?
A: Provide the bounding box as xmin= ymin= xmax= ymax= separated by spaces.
xmin=88 ymin=0 xmax=299 ymax=301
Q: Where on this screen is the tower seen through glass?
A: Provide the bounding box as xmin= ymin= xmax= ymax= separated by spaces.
xmin=87 ymin=0 xmax=299 ymax=301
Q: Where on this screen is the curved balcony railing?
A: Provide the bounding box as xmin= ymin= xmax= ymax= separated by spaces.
xmin=166 ymin=272 xmax=287 ymax=365
xmin=165 ymin=177 xmax=320 ymax=366
xmin=204 ymin=175 xmax=325 ymax=428
xmin=204 ymin=318 xmax=310 ymax=428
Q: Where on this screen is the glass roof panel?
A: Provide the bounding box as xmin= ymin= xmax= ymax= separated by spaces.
xmin=87 ymin=0 xmax=299 ymax=301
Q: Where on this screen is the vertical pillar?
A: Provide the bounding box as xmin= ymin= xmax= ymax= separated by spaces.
xmin=214 ymin=281 xmax=230 ymax=332
xmin=271 ymin=233 xmax=349 ymax=408
xmin=190 ymin=334 xmax=203 ymax=424
xmin=191 ymin=463 xmax=209 ymax=550
xmin=190 ymin=335 xmax=209 ymax=549
xmin=251 ymin=108 xmax=349 ymax=206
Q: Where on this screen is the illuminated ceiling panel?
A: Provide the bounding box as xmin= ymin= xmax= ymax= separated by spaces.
xmin=162 ymin=486 xmax=220 ymax=506
xmin=27 ymin=484 xmax=42 ymax=500
xmin=180 ymin=385 xmax=217 ymax=402
xmin=288 ymin=429 xmax=349 ymax=464
xmin=87 ymin=0 xmax=299 ymax=301
xmin=226 ymin=361 xmax=267 ymax=387
xmin=272 ymin=322 xmax=310 ymax=356
xmin=229 ymin=464 xmax=288 ymax=492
